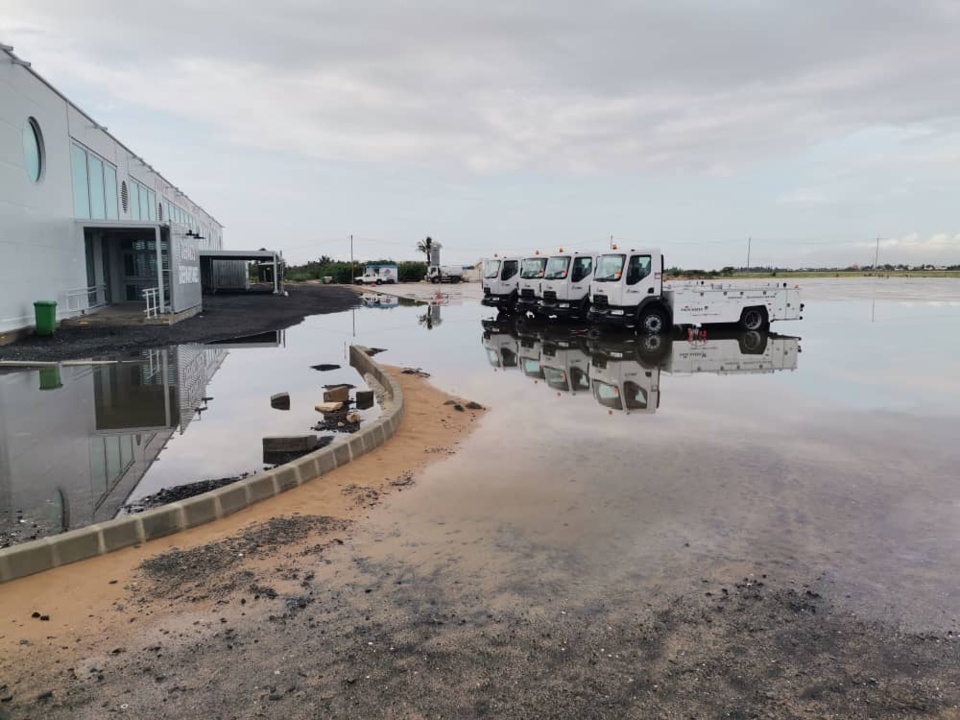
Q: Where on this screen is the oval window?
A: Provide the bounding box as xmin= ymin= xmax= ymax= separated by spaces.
xmin=22 ymin=117 xmax=45 ymax=183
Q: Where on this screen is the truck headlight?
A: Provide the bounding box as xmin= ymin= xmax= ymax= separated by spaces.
xmin=611 ymin=309 xmax=624 ymax=316
xmin=559 ymin=303 xmax=569 ymax=308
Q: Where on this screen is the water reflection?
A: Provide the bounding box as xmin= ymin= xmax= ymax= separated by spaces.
xmin=482 ymin=317 xmax=799 ymax=414
xmin=0 ymin=346 xmax=227 ymax=545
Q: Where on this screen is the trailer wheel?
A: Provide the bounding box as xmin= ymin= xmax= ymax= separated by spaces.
xmin=740 ymin=307 xmax=767 ymax=331
xmin=639 ymin=306 xmax=667 ymax=334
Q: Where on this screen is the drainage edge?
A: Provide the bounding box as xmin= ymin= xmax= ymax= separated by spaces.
xmin=0 ymin=345 xmax=405 ymax=584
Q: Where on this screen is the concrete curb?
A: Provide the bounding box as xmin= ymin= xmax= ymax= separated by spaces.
xmin=0 ymin=345 xmax=405 ymax=584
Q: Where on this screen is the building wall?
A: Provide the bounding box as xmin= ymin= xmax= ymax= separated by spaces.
xmin=0 ymin=49 xmax=224 ymax=335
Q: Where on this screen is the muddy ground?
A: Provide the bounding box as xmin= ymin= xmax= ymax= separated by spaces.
xmin=4 ymin=510 xmax=958 ymax=720
xmin=0 ymin=284 xmax=359 ymax=361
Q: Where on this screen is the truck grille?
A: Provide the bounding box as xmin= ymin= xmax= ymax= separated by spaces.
xmin=543 ymin=290 xmax=557 ymax=302
xmin=593 ymin=294 xmax=608 ymax=307
xmin=521 ymin=288 xmax=535 ymax=299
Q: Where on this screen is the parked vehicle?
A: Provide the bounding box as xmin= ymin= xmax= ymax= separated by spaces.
xmin=427 ymin=265 xmax=464 ymax=283
xmin=516 ymin=256 xmax=548 ymax=315
xmin=355 ymin=263 xmax=398 ymax=285
xmin=481 ymin=256 xmax=521 ymax=310
xmin=587 ymin=248 xmax=803 ymax=332
xmin=537 ymin=251 xmax=597 ymax=320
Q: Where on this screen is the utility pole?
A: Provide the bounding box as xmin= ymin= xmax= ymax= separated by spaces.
xmin=874 ymin=236 xmax=880 ymax=270
xmin=350 ymin=234 xmax=354 ymax=269
xmin=746 ymin=236 xmax=752 ymax=270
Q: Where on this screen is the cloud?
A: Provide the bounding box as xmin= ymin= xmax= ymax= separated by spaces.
xmin=4 ymin=0 xmax=960 ymax=174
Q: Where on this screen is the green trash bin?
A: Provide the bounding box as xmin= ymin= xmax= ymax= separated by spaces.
xmin=34 ymin=300 xmax=58 ymax=336
xmin=38 ymin=366 xmax=63 ymax=391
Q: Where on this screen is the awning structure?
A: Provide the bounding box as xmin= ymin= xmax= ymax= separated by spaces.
xmin=199 ymin=249 xmax=284 ymax=294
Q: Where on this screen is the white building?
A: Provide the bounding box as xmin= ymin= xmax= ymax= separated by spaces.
xmin=0 ymin=43 xmax=224 ymax=336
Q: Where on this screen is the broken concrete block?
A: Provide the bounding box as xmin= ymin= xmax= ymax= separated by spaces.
xmin=315 ymin=401 xmax=344 ymax=414
xmin=262 ymin=435 xmax=317 ymax=453
xmin=355 ymin=390 xmax=375 ymax=409
xmin=346 ymin=411 xmax=362 ymax=424
xmin=323 ymin=386 xmax=350 ymax=403
xmin=270 ymin=392 xmax=290 ymax=410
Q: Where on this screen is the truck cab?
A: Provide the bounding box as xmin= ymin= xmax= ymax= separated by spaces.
xmin=516 ymin=256 xmax=548 ymax=315
xmin=588 ymin=351 xmax=661 ymax=414
xmin=355 ymin=263 xmax=399 ymax=285
xmin=481 ymin=256 xmax=521 ymax=311
xmin=540 ymin=339 xmax=591 ymax=394
xmin=588 ymin=249 xmax=666 ymax=331
xmin=482 ymin=320 xmax=521 ymax=370
xmin=538 ymin=251 xmax=596 ymax=320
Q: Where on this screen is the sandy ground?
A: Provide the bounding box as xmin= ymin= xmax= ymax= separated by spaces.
xmin=0 ymin=368 xmax=485 ymax=715
xmin=355 ymin=281 xmax=483 ymax=304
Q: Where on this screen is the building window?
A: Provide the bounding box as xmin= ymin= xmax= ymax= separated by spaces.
xmin=22 ymin=117 xmax=45 ymax=183
xmin=70 ymin=142 xmax=119 ymax=221
xmin=71 ymin=144 xmax=90 ymax=219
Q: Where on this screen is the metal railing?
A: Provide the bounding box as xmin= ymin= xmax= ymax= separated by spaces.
xmin=143 ymin=287 xmax=161 ymax=319
xmin=64 ymin=284 xmax=106 ymax=313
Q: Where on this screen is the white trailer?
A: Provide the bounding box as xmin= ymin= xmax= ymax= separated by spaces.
xmin=427 ymin=265 xmax=464 ymax=283
xmin=587 ymin=248 xmax=804 ymax=333
xmin=537 ymin=251 xmax=597 ymax=320
xmin=480 ymin=256 xmax=522 ymax=310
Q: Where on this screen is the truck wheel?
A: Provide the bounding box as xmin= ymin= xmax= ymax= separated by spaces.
xmin=740 ymin=307 xmax=767 ymax=331
xmin=376 ymin=279 xmax=383 ymax=286
xmin=639 ymin=306 xmax=667 ymax=334
xmin=738 ymin=331 xmax=768 ymax=354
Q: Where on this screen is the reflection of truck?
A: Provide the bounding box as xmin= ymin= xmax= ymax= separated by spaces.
xmin=481 ymin=318 xmax=520 ymax=369
xmin=355 ymin=264 xmax=398 ymax=285
xmin=480 ymin=319 xmax=800 ymax=415
xmin=427 ymin=265 xmax=464 ymax=283
xmin=516 ymin=256 xmax=548 ymax=314
xmin=481 ymin=256 xmax=521 ymax=310
xmin=588 ymin=248 xmax=803 ymax=333
xmin=538 ymin=251 xmax=597 ymax=320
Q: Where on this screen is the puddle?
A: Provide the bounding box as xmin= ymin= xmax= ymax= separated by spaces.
xmin=0 ymin=329 xmax=380 ymax=546
xmin=2 ymin=280 xmax=960 ymax=633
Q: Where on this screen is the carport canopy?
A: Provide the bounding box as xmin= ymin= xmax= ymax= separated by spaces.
xmin=199 ymin=249 xmax=284 ymax=294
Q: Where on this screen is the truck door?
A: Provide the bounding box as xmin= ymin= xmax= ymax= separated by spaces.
xmin=623 ymin=254 xmax=658 ymax=302
xmin=570 ymin=256 xmax=593 ymax=297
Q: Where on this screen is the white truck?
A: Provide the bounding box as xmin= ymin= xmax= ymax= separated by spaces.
xmin=516 ymin=256 xmax=548 ymax=315
xmin=427 ymin=265 xmax=464 ymax=283
xmin=587 ymin=248 xmax=804 ymax=333
xmin=355 ymin=263 xmax=398 ymax=285
xmin=481 ymin=256 xmax=521 ymax=310
xmin=537 ymin=251 xmax=597 ymax=320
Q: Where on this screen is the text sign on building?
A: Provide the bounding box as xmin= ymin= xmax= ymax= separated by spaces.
xmin=168 ymin=226 xmax=202 ymax=312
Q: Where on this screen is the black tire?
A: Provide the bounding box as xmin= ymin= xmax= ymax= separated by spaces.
xmin=738 ymin=330 xmax=768 ymax=354
xmin=636 ymin=332 xmax=670 ymax=367
xmin=740 ymin=307 xmax=767 ymax=331
xmin=638 ymin=305 xmax=668 ymax=334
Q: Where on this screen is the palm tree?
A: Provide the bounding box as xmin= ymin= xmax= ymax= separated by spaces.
xmin=416 ymin=236 xmax=441 ymax=262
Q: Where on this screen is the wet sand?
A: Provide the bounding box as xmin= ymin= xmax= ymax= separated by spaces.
xmin=0 ymin=368 xmax=485 ymax=702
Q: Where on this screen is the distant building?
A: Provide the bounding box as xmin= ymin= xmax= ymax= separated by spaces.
xmin=0 ymin=44 xmax=224 ymax=336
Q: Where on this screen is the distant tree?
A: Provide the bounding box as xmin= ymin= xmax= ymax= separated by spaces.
xmin=416 ymin=236 xmax=441 ymax=263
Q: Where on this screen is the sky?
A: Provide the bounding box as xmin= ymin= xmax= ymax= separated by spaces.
xmin=3 ymin=0 xmax=960 ymax=269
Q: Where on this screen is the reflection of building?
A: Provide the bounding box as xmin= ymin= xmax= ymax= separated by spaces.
xmin=0 ymin=346 xmax=226 ymax=540
xmin=481 ymin=319 xmax=800 ymax=414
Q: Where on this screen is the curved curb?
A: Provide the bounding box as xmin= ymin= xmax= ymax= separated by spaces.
xmin=0 ymin=345 xmax=405 ymax=584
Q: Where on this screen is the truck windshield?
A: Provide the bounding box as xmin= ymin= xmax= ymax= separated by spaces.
xmin=592 ymin=381 xmax=623 ymax=410
xmin=594 ymin=254 xmax=626 ymax=281
xmin=544 ymin=256 xmax=571 ymax=280
xmin=520 ymin=258 xmax=547 ymax=279
xmin=484 ymin=259 xmax=501 ymax=279
xmin=543 ymin=367 xmax=568 ymax=390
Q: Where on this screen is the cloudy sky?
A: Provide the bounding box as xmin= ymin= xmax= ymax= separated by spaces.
xmin=4 ymin=0 xmax=960 ymax=268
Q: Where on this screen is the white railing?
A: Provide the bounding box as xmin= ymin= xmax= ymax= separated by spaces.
xmin=65 ymin=284 xmax=106 ymax=313
xmin=143 ymin=287 xmax=161 ymax=319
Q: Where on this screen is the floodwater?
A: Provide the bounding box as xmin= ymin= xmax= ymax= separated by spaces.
xmin=3 ymin=278 xmax=960 ymax=633
xmin=0 ymin=329 xmax=379 ymax=545
xmin=326 ymin=278 xmax=960 ymax=632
